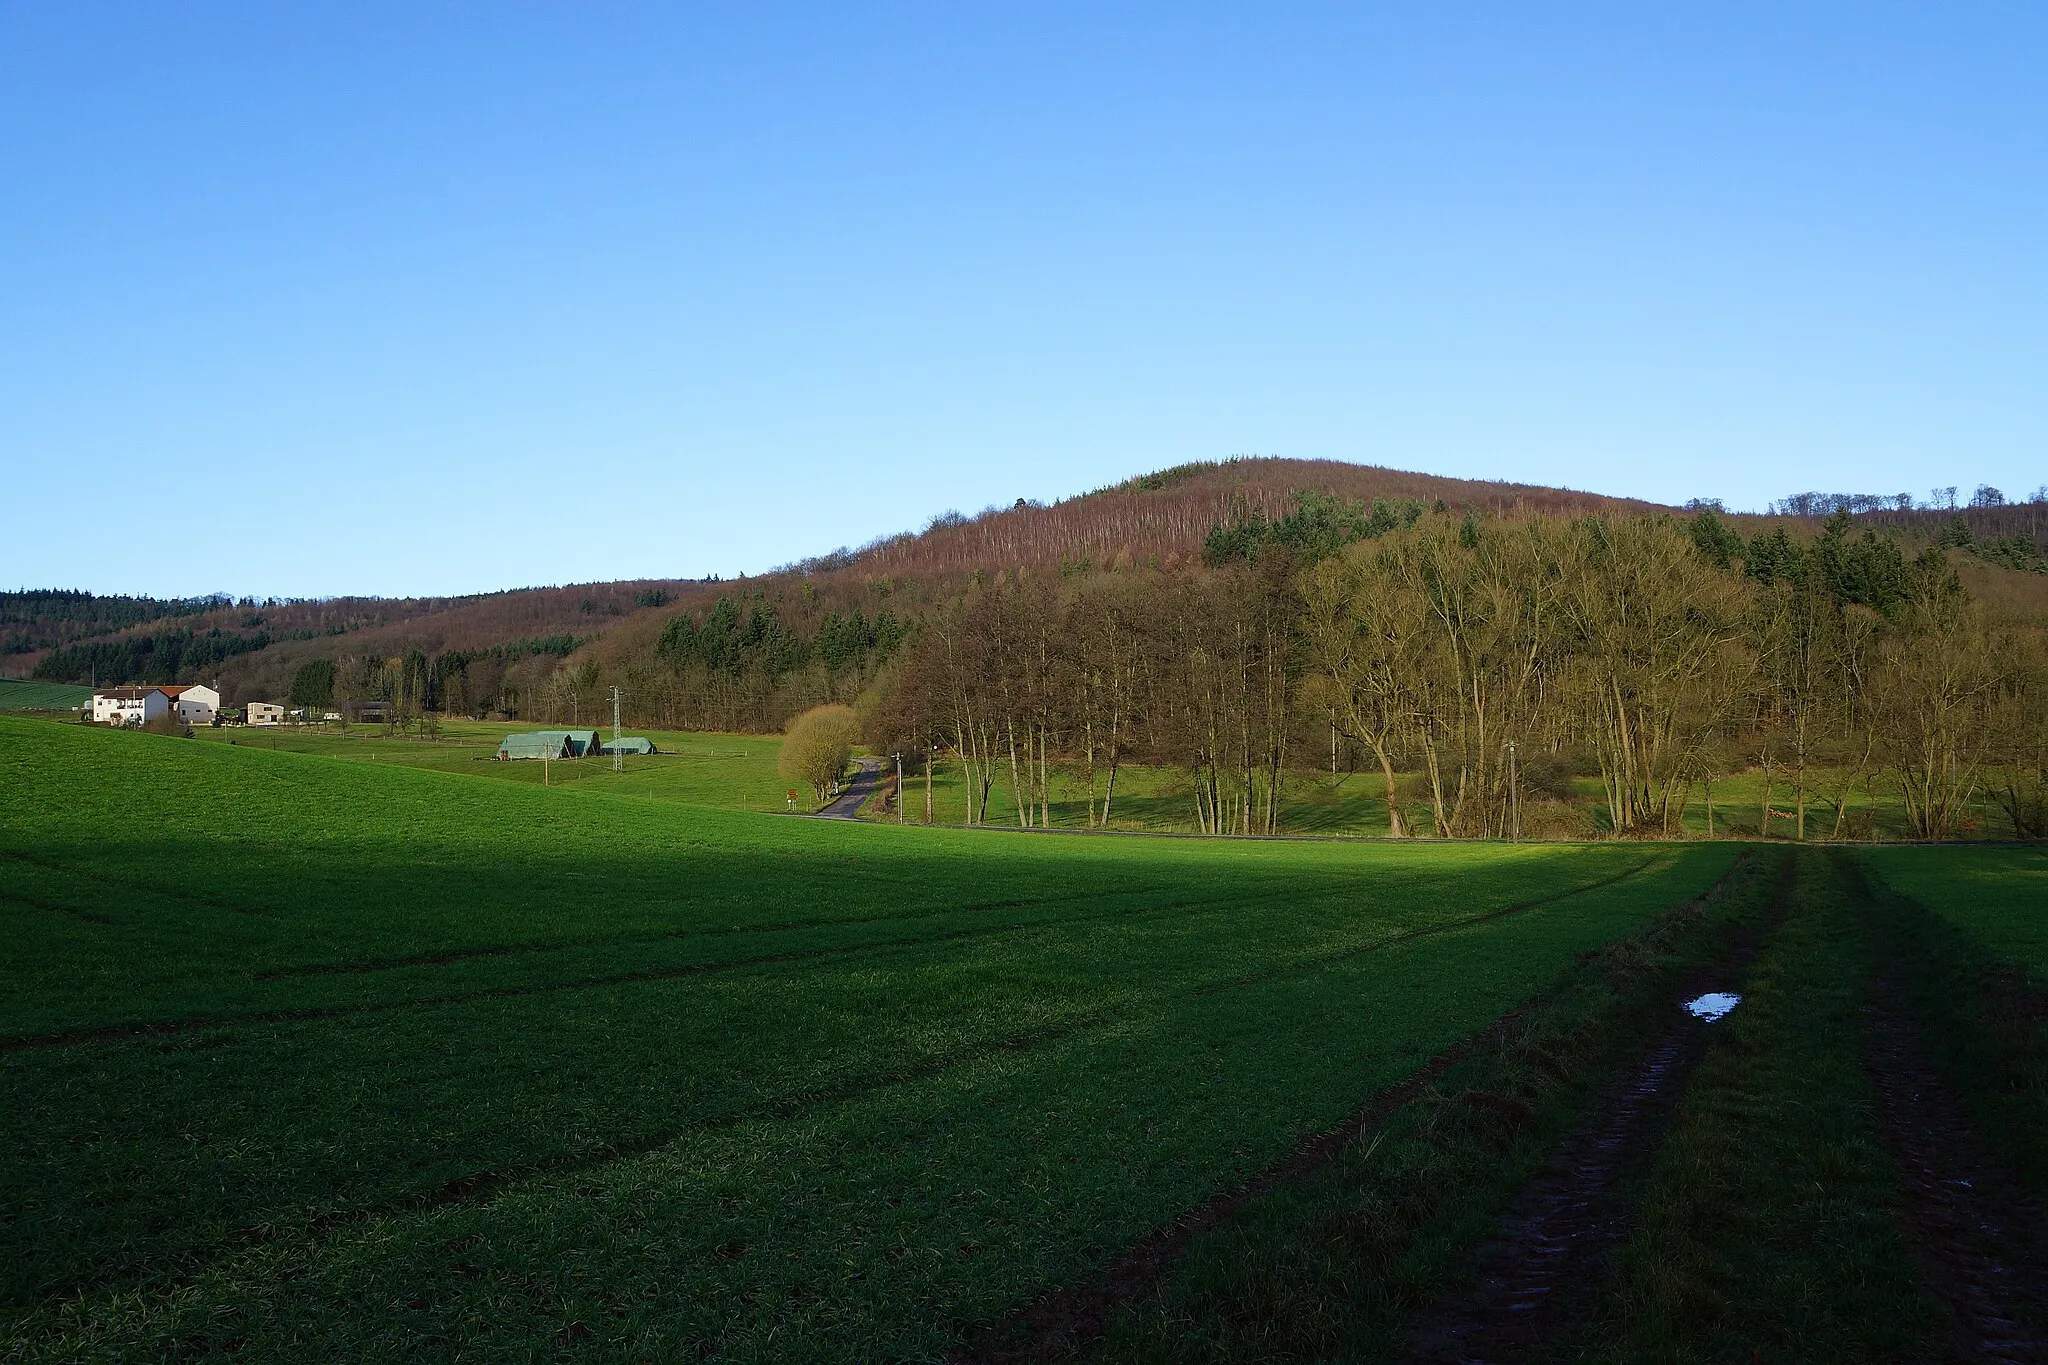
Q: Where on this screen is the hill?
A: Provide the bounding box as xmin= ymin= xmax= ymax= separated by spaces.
xmin=10 ymin=458 xmax=2046 ymax=728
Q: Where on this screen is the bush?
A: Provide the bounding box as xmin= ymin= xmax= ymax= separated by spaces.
xmin=779 ymin=704 xmax=858 ymax=802
xmin=1517 ymin=798 xmax=1596 ymax=841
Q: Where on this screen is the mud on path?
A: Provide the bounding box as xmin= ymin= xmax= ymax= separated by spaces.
xmin=1399 ymin=1019 xmax=1703 ymax=1363
xmin=1862 ymin=1002 xmax=2048 ymax=1362
xmin=954 ymin=855 xmax=1765 ymax=1365
xmin=1400 ymin=854 xmax=1789 ymax=1365
xmin=1854 ymin=878 xmax=2048 ymax=1364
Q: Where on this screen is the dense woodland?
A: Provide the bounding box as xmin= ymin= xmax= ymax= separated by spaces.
xmin=13 ymin=460 xmax=2048 ymax=840
xmin=874 ymin=502 xmax=2047 ymax=841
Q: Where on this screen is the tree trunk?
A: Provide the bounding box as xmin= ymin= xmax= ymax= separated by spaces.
xmin=1006 ymin=719 xmax=1027 ymax=828
xmin=1757 ymin=753 xmax=1772 ymax=839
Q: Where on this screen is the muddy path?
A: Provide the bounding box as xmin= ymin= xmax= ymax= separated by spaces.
xmin=953 ymin=854 xmax=1764 ymax=1364
xmin=1848 ymin=863 xmax=2048 ymax=1362
xmin=1399 ymin=853 xmax=1789 ymax=1364
xmin=1862 ymin=1001 xmax=2048 ymax=1362
xmin=1399 ymin=1020 xmax=1704 ymax=1362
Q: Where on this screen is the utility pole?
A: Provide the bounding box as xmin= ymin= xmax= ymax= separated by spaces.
xmin=611 ymin=687 xmax=624 ymax=774
xmin=1507 ymin=739 xmax=1520 ymax=843
xmin=893 ymin=752 xmax=904 ymax=823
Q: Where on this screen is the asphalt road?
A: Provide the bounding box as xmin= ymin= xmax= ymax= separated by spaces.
xmin=814 ymin=758 xmax=883 ymax=818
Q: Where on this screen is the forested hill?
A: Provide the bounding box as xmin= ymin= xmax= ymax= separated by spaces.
xmin=10 ymin=459 xmax=2046 ymax=736
xmin=8 ymin=458 xmax=1643 ymax=697
xmin=849 ymin=458 xmax=1667 ymax=581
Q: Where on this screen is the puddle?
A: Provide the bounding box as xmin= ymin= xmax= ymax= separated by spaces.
xmin=1684 ymin=992 xmax=1741 ymax=1022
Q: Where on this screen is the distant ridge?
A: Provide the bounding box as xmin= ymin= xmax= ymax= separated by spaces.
xmin=852 ymin=457 xmax=1667 ymax=581
xmin=11 ymin=458 xmax=2044 ymax=707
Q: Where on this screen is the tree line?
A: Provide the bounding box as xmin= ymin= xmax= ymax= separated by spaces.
xmin=35 ymin=625 xmax=278 ymax=686
xmin=873 ymin=502 xmax=2046 ymax=841
xmin=1 ymin=589 xmax=224 ymax=658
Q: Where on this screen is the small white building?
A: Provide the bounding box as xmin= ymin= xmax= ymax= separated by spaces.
xmin=161 ymin=684 xmax=220 ymax=726
xmin=247 ymin=701 xmax=286 ymax=726
xmin=91 ymin=687 xmax=171 ymax=727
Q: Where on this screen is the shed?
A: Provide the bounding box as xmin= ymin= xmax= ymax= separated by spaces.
xmin=497 ymin=732 xmax=575 ymax=761
xmin=600 ymin=736 xmax=657 ymax=755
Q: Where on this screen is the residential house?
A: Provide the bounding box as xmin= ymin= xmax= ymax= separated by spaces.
xmin=91 ymin=687 xmax=170 ymax=727
xmin=247 ymin=701 xmax=286 ymax=726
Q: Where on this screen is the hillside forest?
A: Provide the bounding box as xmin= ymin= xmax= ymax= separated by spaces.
xmin=12 ymin=460 xmax=2048 ymax=840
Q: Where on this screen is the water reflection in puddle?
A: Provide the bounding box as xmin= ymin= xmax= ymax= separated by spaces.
xmin=1684 ymin=992 xmax=1742 ymax=1022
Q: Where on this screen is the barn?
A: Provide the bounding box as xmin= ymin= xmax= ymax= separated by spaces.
xmin=600 ymin=736 xmax=657 ymax=755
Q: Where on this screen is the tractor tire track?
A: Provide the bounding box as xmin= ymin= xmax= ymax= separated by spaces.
xmin=953 ymin=852 xmax=1751 ymax=1364
xmin=1194 ymin=855 xmax=1665 ymax=996
xmin=1862 ymin=1002 xmax=2048 ymax=1362
xmin=950 ymin=998 xmax=1543 ymax=1365
xmin=4 ymin=861 xmax=1643 ymax=1054
xmin=28 ymin=1006 xmax=1133 ymax=1313
xmin=0 ymin=889 xmax=113 ymax=925
xmin=1399 ymin=849 xmax=1787 ymax=1364
xmin=1842 ymin=859 xmax=2048 ymax=1362
xmin=0 ymin=908 xmax=1150 ymax=1055
xmin=18 ymin=862 xmax=1700 ymax=1317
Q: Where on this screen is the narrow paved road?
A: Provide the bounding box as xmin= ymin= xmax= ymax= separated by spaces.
xmin=815 ymin=758 xmax=882 ymax=818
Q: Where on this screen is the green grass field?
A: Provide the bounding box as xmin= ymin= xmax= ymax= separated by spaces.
xmin=0 ymin=679 xmax=89 ymax=711
xmin=190 ymin=718 xmax=794 ymax=809
xmin=2 ymin=717 xmax=2043 ymax=1361
xmin=1860 ymin=844 xmax=2048 ymax=979
xmin=889 ymin=751 xmax=1994 ymax=842
xmin=42 ymin=709 xmax=1993 ymax=840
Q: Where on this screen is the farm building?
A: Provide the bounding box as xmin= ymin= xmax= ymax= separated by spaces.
xmin=496 ymin=730 xmax=603 ymax=760
xmin=247 ymin=701 xmax=286 ymax=726
xmin=553 ymin=729 xmax=603 ymax=756
xmin=497 ymin=732 xmax=571 ymax=760
xmin=160 ymin=684 xmax=220 ymax=725
xmin=91 ymin=687 xmax=170 ymax=727
xmin=600 ymin=736 xmax=657 ymax=755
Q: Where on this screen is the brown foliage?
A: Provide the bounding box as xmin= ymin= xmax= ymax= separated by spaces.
xmin=778 ymin=704 xmax=858 ymax=800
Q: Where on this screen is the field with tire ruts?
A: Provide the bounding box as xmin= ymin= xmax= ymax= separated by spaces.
xmin=2 ymin=716 xmax=2042 ymax=1362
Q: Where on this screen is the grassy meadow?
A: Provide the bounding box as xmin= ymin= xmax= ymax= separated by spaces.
xmin=894 ymin=752 xmax=1985 ymax=842
xmin=2 ymin=716 xmax=2044 ymax=1361
xmin=190 ymin=718 xmax=792 ymax=809
xmin=42 ymin=709 xmax=1997 ymax=839
xmin=0 ymin=679 xmax=90 ymax=712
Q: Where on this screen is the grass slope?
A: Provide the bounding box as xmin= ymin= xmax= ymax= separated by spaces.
xmin=1859 ymin=845 xmax=2048 ymax=979
xmin=0 ymin=717 xmax=1736 ymax=1361
xmin=0 ymin=679 xmax=89 ymax=711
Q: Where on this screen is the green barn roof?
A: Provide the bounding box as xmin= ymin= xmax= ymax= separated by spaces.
xmin=599 ymin=736 xmax=656 ymax=755
xmin=497 ymin=732 xmax=574 ymax=760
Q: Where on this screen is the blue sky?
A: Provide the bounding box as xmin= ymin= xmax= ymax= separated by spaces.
xmin=3 ymin=3 xmax=2042 ymax=599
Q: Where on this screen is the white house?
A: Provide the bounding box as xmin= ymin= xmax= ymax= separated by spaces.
xmin=91 ymin=687 xmax=171 ymax=727
xmin=246 ymin=701 xmax=286 ymax=726
xmin=161 ymin=684 xmax=220 ymax=725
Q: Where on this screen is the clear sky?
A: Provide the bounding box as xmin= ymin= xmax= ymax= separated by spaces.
xmin=3 ymin=3 xmax=2043 ymax=599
